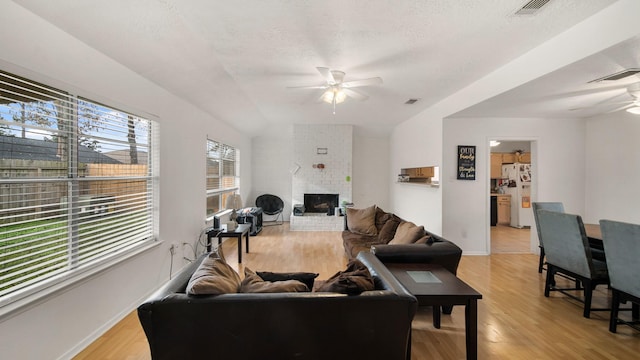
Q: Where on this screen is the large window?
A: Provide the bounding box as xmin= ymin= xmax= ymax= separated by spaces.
xmin=0 ymin=70 xmax=157 ymax=307
xmin=206 ymin=138 xmax=239 ymax=218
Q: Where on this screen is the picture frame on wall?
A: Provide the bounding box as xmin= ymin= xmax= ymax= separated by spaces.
xmin=457 ymin=145 xmax=476 ymax=180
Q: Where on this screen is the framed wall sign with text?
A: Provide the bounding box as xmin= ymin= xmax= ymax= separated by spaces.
xmin=457 ymin=145 xmax=476 ymax=180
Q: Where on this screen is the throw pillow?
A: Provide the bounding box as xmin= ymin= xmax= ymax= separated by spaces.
xmin=315 ymin=259 xmax=375 ymax=295
xmin=389 ymin=221 xmax=425 ymax=245
xmin=240 ymin=268 xmax=309 ymax=293
xmin=186 ymin=252 xmax=241 ymax=295
xmin=378 ymin=218 xmax=401 ymax=243
xmin=346 ymin=205 xmax=378 ymax=236
xmin=414 ymin=235 xmax=433 ymax=245
xmin=256 ymin=271 xmax=319 ymax=290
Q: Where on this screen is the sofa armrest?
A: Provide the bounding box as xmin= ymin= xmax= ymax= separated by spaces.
xmin=371 ymin=241 xmax=462 ymax=275
xmin=357 ymin=251 xmax=415 ymax=297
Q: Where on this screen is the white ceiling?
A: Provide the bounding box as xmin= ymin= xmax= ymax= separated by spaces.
xmin=14 ymin=0 xmax=628 ymax=137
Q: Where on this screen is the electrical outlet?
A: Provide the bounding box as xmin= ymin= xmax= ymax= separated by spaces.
xmin=169 ymin=242 xmax=179 ymax=255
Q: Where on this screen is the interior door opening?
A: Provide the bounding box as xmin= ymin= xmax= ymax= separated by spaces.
xmin=489 ymin=140 xmax=533 ymax=254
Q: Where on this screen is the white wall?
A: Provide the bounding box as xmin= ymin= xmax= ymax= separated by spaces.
xmin=251 ymin=128 xmax=390 ymax=219
xmin=352 ymin=134 xmax=390 ymax=210
xmin=250 ymin=125 xmax=294 ymax=220
xmin=585 ymin=111 xmax=640 ymax=224
xmin=390 ymin=0 xmax=640 ymax=252
xmin=442 ymin=117 xmax=586 ymax=254
xmin=0 ymin=3 xmax=251 ymax=359
xmin=390 ymin=113 xmax=443 ymax=233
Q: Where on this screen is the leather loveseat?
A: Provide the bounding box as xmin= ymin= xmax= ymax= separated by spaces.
xmin=137 ymin=251 xmax=417 ymax=360
xmin=343 ymin=205 xmax=463 ymax=275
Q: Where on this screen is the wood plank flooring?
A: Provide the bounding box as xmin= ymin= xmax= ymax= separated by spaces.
xmin=74 ymin=223 xmax=640 ymax=359
xmin=491 ymin=224 xmax=531 ymax=254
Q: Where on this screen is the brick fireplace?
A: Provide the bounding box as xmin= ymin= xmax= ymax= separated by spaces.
xmin=290 ymin=124 xmax=352 ymax=231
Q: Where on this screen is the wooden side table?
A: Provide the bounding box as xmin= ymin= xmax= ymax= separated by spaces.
xmin=207 ymin=224 xmax=251 ymax=263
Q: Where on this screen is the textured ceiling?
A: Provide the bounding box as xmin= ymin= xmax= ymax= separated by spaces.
xmin=14 ymin=0 xmax=621 ymax=136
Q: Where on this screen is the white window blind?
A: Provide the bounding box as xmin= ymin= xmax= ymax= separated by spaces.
xmin=206 ymin=138 xmax=239 ymax=217
xmin=0 ymin=70 xmax=156 ymax=306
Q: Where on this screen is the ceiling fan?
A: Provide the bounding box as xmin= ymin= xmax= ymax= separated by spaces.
xmin=288 ymin=67 xmax=382 ymax=114
xmin=621 ymin=82 xmax=640 ymax=114
xmin=569 ymin=81 xmax=640 ymax=115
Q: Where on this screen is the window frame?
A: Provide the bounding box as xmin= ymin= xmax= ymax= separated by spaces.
xmin=205 ymin=138 xmax=239 ymax=220
xmin=0 ymin=69 xmax=159 ymax=313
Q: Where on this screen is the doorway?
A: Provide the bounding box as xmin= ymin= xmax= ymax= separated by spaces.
xmin=489 ymin=140 xmax=533 ymax=254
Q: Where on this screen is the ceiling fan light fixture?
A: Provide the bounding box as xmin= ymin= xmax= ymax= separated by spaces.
xmin=334 ymin=89 xmax=346 ymax=104
xmin=322 ymin=87 xmax=346 ymax=104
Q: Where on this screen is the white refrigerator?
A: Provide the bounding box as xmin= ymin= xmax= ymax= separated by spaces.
xmin=501 ymin=163 xmax=533 ymax=228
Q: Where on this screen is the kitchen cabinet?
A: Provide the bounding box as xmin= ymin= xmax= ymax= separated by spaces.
xmin=490 ymin=152 xmax=531 ymax=168
xmin=405 ymin=167 xmax=434 ymax=178
xmin=497 ymin=195 xmax=511 ymax=225
xmin=490 ymin=154 xmax=503 ymax=178
xmin=501 ymin=153 xmax=516 ymax=164
xmin=398 ymin=166 xmax=439 ymax=186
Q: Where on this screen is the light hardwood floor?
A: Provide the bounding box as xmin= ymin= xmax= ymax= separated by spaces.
xmin=74 ymin=223 xmax=640 ymax=359
xmin=491 ymin=224 xmax=531 ymax=254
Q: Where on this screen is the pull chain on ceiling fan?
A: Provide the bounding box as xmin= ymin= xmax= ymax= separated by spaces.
xmin=288 ymin=67 xmax=382 ymax=114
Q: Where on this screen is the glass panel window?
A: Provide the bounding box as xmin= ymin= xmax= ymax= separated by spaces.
xmin=206 ymin=139 xmax=238 ymax=218
xmin=0 ymin=70 xmax=157 ymax=307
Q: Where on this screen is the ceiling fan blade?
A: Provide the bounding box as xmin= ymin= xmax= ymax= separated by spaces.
xmin=286 ymin=84 xmax=328 ymax=89
xmin=330 ymin=70 xmax=345 ymax=84
xmin=316 ymin=67 xmax=335 ymax=84
xmin=342 ymin=88 xmax=369 ymax=101
xmin=342 ymin=77 xmax=383 ymax=88
xmin=606 ymin=103 xmax=635 ymax=113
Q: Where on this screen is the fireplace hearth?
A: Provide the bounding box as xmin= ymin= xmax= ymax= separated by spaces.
xmin=304 ymin=193 xmax=339 ymax=214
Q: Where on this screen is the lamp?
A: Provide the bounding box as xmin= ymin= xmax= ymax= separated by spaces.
xmin=225 ymin=194 xmax=243 ymax=230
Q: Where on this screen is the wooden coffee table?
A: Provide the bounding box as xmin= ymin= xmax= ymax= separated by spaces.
xmin=386 ymin=263 xmax=482 ymax=360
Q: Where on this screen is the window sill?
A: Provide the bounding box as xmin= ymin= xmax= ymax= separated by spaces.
xmin=0 ymin=240 xmax=160 ymax=321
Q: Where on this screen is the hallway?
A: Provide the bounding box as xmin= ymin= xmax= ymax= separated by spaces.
xmin=491 ymin=225 xmax=532 ymax=253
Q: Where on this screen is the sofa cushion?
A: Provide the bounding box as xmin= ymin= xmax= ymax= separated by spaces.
xmin=342 ymin=230 xmax=380 ymax=259
xmin=378 ymin=217 xmax=401 ymax=243
xmin=374 ymin=207 xmax=394 ymax=232
xmin=240 ymin=268 xmax=309 ymax=293
xmin=186 ymin=252 xmax=241 ymax=295
xmin=315 ymin=259 xmax=375 ymax=295
xmin=346 ymin=205 xmax=378 ymax=236
xmin=414 ymin=235 xmax=433 ymax=245
xmin=256 ymin=271 xmax=319 ymax=290
xmin=389 ymin=221 xmax=425 ymax=245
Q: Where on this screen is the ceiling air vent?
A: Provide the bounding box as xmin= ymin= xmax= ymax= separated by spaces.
xmin=588 ymin=68 xmax=640 ymax=83
xmin=404 ymin=98 xmax=419 ymax=105
xmin=515 ymin=0 xmax=552 ymax=15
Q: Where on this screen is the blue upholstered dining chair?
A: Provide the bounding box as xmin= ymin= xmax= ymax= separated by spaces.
xmin=537 ymin=209 xmax=609 ymax=318
xmin=532 ymin=202 xmax=565 ymax=273
xmin=600 ymin=219 xmax=640 ymax=333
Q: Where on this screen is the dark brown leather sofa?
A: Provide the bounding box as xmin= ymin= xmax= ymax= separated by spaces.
xmin=137 ymin=251 xmax=417 ymax=360
xmin=343 ymin=206 xmax=463 ymax=275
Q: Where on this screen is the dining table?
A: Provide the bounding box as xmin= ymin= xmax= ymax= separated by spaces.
xmin=584 ymin=223 xmax=603 ymax=241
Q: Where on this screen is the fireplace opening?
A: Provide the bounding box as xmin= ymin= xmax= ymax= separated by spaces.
xmin=304 ymin=193 xmax=339 ymax=214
